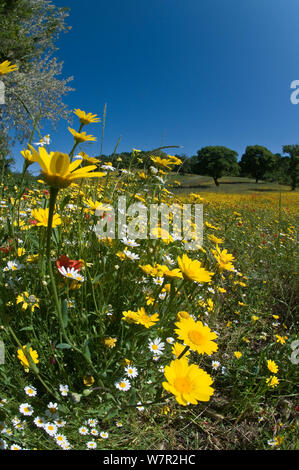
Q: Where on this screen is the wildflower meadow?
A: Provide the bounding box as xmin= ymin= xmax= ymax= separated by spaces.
xmin=0 ymin=1 xmax=298 ymax=454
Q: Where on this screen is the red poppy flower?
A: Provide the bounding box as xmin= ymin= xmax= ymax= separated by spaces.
xmin=56 ymin=255 xmax=82 ymax=271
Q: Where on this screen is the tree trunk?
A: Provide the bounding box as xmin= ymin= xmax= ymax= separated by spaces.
xmin=213 ymin=177 xmax=220 ymax=186
xmin=255 ymin=178 xmax=259 ymax=183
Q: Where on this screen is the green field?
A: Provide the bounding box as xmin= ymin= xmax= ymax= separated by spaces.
xmin=169 ymin=174 xmax=297 ymax=194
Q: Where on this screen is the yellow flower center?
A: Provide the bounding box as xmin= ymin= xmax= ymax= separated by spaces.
xmin=119 ymin=382 xmax=126 ymax=388
xmin=174 ymin=376 xmax=192 ymax=394
xmin=188 ymin=330 xmax=203 ymax=345
xmin=152 ymin=344 xmax=158 ymax=350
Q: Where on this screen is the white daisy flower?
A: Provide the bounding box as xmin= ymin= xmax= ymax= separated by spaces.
xmin=55 ymin=434 xmax=68 ymax=448
xmin=19 ymin=403 xmax=34 ymax=416
xmin=34 ymin=416 xmax=45 ymax=428
xmin=44 ymin=423 xmax=58 ymax=436
xmin=87 ymin=441 xmax=97 ymax=449
xmin=10 ymin=444 xmax=22 ymax=450
xmin=148 ymin=338 xmax=165 ymax=356
xmin=88 ymin=418 xmax=98 ymax=428
xmin=24 ymin=385 xmax=37 ymax=397
xmin=124 ymin=249 xmax=140 ymax=261
xmin=54 ymin=418 xmax=66 ymax=428
xmin=211 ymin=361 xmax=221 ymax=370
xmin=0 ymin=438 xmax=7 ymax=450
xmin=79 ymin=426 xmax=89 ymax=435
xmin=57 ymin=266 xmax=84 ymax=282
xmin=90 ymin=428 xmax=98 ymax=436
xmin=115 ymin=421 xmax=123 ymax=427
xmin=122 ymin=237 xmax=140 ymax=248
xmin=100 ymin=432 xmax=109 ymax=439
xmin=46 ymin=402 xmax=59 ymax=420
xmin=115 ymin=378 xmax=131 ymax=392
xmin=166 ymin=337 xmax=174 ymax=344
xmin=124 ymin=365 xmax=138 ymax=378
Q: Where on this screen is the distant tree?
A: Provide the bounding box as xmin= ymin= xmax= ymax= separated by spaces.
xmin=194 ymin=146 xmax=239 ymax=186
xmin=240 ymin=145 xmax=277 ymax=183
xmin=282 ymin=145 xmax=299 ymax=190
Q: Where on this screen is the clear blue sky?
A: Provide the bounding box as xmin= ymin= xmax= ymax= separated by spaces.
xmin=14 ymin=0 xmax=299 ymax=171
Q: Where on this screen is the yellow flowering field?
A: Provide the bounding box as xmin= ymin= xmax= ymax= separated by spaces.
xmin=0 ymin=91 xmax=298 ymax=449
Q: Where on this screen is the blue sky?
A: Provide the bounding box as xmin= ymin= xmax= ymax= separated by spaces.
xmin=13 ymin=0 xmax=299 ymax=171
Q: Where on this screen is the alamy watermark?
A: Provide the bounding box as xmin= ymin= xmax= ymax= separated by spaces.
xmin=94 ymin=197 xmax=203 ymax=251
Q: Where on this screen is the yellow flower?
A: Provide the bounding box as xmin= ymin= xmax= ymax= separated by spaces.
xmin=28 ymin=145 xmax=106 ymax=189
xmin=151 ymin=156 xmax=176 ymax=169
xmin=83 ymin=375 xmax=95 ymax=387
xmin=266 ymin=376 xmax=279 ymax=388
xmin=0 ymin=60 xmax=18 ymax=75
xmin=73 ymin=109 xmax=101 ymax=125
xmin=251 ymin=315 xmax=259 ymax=322
xmin=21 ymin=149 xmax=35 ymax=164
xmin=234 ymin=351 xmax=242 ymax=359
xmin=16 ymin=292 xmax=39 ymax=312
xmin=104 ymin=337 xmax=117 ymax=349
xmin=17 ymin=346 xmax=39 ymax=372
xmin=68 ymin=127 xmax=97 ymax=143
xmin=267 ymin=360 xmax=278 ymax=374
xmin=136 ymin=307 xmax=159 ymax=328
xmin=275 ymin=335 xmax=287 ymax=345
xmin=155 ymin=264 xmax=183 ymax=279
xmin=17 ymin=247 xmax=26 ymax=257
xmin=208 ymin=234 xmax=224 ymax=244
xmin=177 ymin=311 xmax=191 ymax=321
xmin=177 ymin=254 xmax=214 ymax=283
xmin=162 ymin=358 xmax=214 ymax=406
xmin=121 ymin=310 xmax=140 ymax=323
xmin=31 ymin=208 xmax=62 ymax=227
xmin=79 ymin=151 xmax=100 ymax=164
xmin=172 ymin=342 xmax=191 ymax=359
xmin=174 ymin=317 xmax=218 ymax=355
xmin=212 ymin=245 xmax=235 ymax=272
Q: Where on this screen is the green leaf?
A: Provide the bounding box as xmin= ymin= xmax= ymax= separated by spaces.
xmin=56 ymin=343 xmax=71 ymax=349
xmin=61 ymin=299 xmax=68 ymax=328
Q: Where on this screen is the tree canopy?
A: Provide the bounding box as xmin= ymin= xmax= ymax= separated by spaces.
xmin=194 ymin=146 xmax=239 ymax=186
xmin=240 ymin=145 xmax=277 ymax=183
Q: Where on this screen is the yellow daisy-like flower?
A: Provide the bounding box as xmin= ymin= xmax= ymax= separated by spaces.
xmin=155 ymin=264 xmax=183 ymax=279
xmin=31 ymin=208 xmax=62 ymax=228
xmin=73 ymin=109 xmax=101 ymax=125
xmin=174 ymin=317 xmax=218 ymax=356
xmin=162 ymin=358 xmax=214 ymax=406
xmin=267 ymin=360 xmax=278 ymax=374
xmin=234 ymin=351 xmax=242 ymax=359
xmin=17 ymin=345 xmax=39 ymax=372
xmin=121 ymin=310 xmax=140 ymax=324
xmin=83 ymin=375 xmax=95 ymax=387
xmin=208 ymin=234 xmax=224 ymax=244
xmin=16 ymin=292 xmax=40 ymax=312
xmin=266 ymin=376 xmax=279 ymax=388
xmin=28 ymin=145 xmax=106 ymax=189
xmin=0 ymin=60 xmax=18 ymax=76
xmin=177 ymin=254 xmax=214 ymax=283
xmin=275 ymin=335 xmax=288 ymax=345
xmin=136 ymin=307 xmax=159 ymax=328
xmin=104 ymin=337 xmax=117 ymax=349
xmin=212 ymin=245 xmax=235 ymax=272
xmin=79 ymin=151 xmax=99 ymax=164
xmin=172 ymin=342 xmax=191 ymax=359
xmin=20 ymin=149 xmax=35 ymax=164
xmin=68 ymin=127 xmax=97 ymax=143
